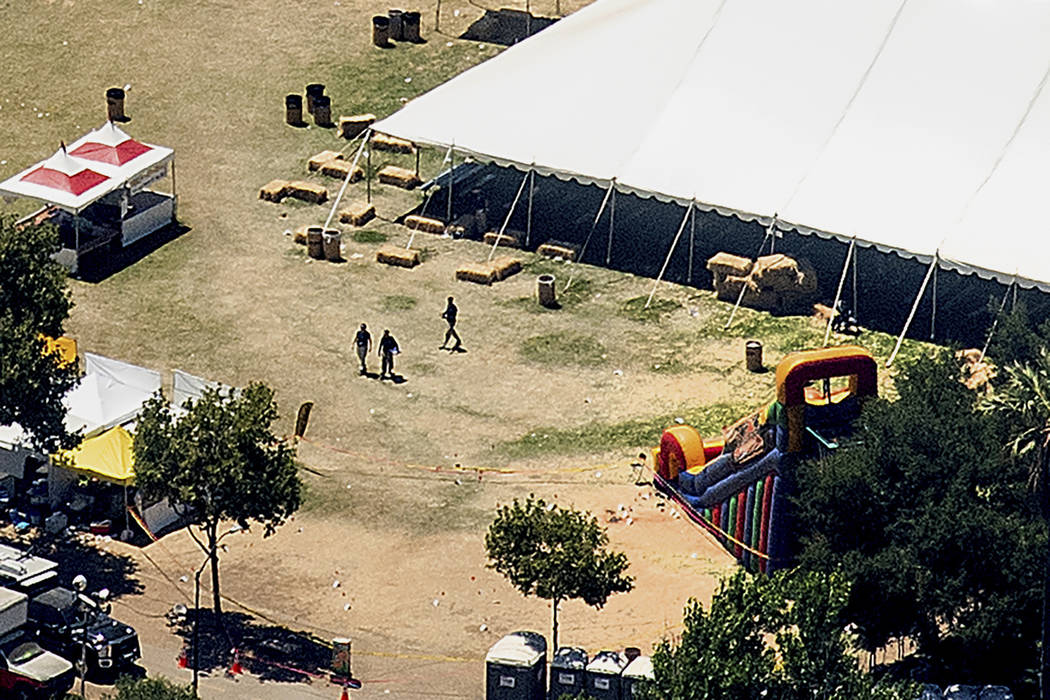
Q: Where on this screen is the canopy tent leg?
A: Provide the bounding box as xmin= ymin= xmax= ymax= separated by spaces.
xmin=605 ymin=188 xmax=617 ymax=265
xmin=564 ymin=180 xmax=615 ymax=292
xmin=724 ymin=214 xmax=779 ymax=330
xmin=526 ymin=169 xmax=535 ymax=249
xmin=645 ymin=200 xmax=694 ymax=309
xmin=409 ymin=144 xmax=454 ymax=249
xmin=170 ymin=160 xmax=178 ymax=218
xmin=687 ymin=204 xmax=696 ymax=285
xmin=886 ymin=254 xmax=938 ymax=367
xmin=324 ymin=131 xmax=370 ymax=229
xmin=366 ymin=132 xmax=373 ymax=204
xmin=930 ymin=264 xmax=938 ymax=340
xmin=980 ymin=276 xmax=1017 ymax=362
xmin=446 ymin=144 xmax=454 ymax=224
xmin=415 ymin=149 xmax=421 ymax=179
xmin=852 ymin=242 xmax=859 ymax=322
xmin=435 ymin=0 xmax=441 ymax=31
xmin=488 ymin=169 xmax=530 ymax=261
xmin=823 ymin=237 xmax=856 ymax=346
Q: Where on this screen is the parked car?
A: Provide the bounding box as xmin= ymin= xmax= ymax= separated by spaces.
xmin=0 ymin=589 xmax=73 ymax=699
xmin=27 ymin=587 xmax=140 ymax=675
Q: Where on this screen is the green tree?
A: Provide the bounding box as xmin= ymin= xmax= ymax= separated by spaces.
xmin=485 ymin=496 xmax=633 ymax=650
xmin=0 ymin=215 xmax=79 ymax=451
xmin=640 ymin=570 xmax=915 ymax=700
xmin=983 ymin=348 xmax=1050 ymax=700
xmin=795 ymin=350 xmax=1043 ymax=692
xmin=101 ymin=675 xmax=196 ymax=699
xmin=133 ymin=383 xmax=302 ymax=614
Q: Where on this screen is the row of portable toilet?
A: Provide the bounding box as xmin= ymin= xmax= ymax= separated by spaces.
xmin=485 ymin=631 xmax=654 ymax=700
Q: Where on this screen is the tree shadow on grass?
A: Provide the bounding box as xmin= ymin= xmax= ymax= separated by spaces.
xmin=0 ymin=530 xmax=143 ymax=598
xmin=174 ymin=610 xmax=335 ymax=684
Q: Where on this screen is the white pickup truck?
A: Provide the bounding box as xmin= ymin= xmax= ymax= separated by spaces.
xmin=0 ymin=587 xmax=74 ymax=699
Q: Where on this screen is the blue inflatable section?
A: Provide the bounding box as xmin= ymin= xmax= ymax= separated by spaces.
xmin=693 ymin=449 xmax=781 ymax=509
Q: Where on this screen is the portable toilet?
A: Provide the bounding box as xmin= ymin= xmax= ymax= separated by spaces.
xmin=486 ymin=631 xmax=547 ymax=700
xmin=548 ymin=646 xmax=588 ymax=699
xmin=585 ymin=650 xmax=627 ymax=700
xmin=621 ymin=655 xmax=654 ymax=699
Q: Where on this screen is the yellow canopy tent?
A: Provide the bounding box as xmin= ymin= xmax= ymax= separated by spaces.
xmin=41 ymin=335 xmax=77 ymax=368
xmin=57 ymin=425 xmax=135 ymax=485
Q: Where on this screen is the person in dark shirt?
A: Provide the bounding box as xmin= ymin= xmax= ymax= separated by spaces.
xmin=378 ymin=330 xmax=400 ymax=379
xmin=354 ymin=323 xmax=372 ymax=375
xmin=440 ymin=296 xmax=462 ymax=351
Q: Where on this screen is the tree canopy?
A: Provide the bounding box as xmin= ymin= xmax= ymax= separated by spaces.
xmin=485 ymin=496 xmax=633 ymax=650
xmin=794 ymin=350 xmax=1044 ymax=692
xmin=0 ymin=215 xmax=79 ymax=451
xmin=133 ymin=382 xmax=302 ymax=613
xmin=641 ymin=569 xmax=916 ymax=700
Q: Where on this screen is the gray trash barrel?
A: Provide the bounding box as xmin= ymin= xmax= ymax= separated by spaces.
xmin=106 ymin=87 xmax=126 ymax=122
xmin=372 ymin=16 xmax=391 ymax=47
xmin=323 ymin=229 xmax=342 ymax=261
xmin=306 ymin=226 xmax=325 ymax=259
xmin=388 ymin=9 xmax=405 ymax=41
xmin=403 ymin=11 xmax=422 ymax=42
xmin=537 ymin=274 xmax=556 ymax=308
xmin=285 ymin=94 xmax=303 ymax=125
xmin=745 ymin=339 xmax=763 ymax=372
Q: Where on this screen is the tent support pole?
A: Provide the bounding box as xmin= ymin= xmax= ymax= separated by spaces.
xmin=170 ymin=160 xmax=178 ymax=219
xmin=887 ymin=254 xmax=938 ymax=367
xmin=687 ymin=204 xmax=696 ymax=285
xmin=409 ymin=144 xmax=454 ymax=249
xmin=605 ymin=188 xmax=616 ymax=265
xmin=564 ymin=180 xmax=615 ymax=292
xmin=852 ymin=243 xmax=858 ymax=322
xmin=324 ymin=131 xmax=370 ymax=229
xmin=823 ymin=237 xmax=856 ymax=347
xmin=930 ymin=264 xmax=938 ymax=340
xmin=526 ymin=169 xmax=535 ymax=249
xmin=724 ymin=214 xmax=778 ymax=330
xmin=435 ymin=0 xmax=440 ymax=31
xmin=645 ymin=200 xmax=694 ymax=309
xmin=446 ymin=144 xmax=454 ymax=224
xmin=980 ymin=278 xmax=1016 ymax=362
xmin=415 ymin=149 xmax=420 ymax=179
xmin=366 ymin=132 xmax=373 ymax=204
xmin=488 ymin=170 xmax=529 ymax=261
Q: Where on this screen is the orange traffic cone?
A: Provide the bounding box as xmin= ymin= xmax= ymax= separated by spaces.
xmin=339 ymin=687 xmax=349 ymax=700
xmin=229 ymin=648 xmax=244 ymax=675
xmin=176 ymin=647 xmax=188 ymax=669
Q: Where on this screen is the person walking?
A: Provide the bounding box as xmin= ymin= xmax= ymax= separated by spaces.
xmin=354 ymin=323 xmax=372 ymax=375
xmin=378 ymin=329 xmax=400 ymax=379
xmin=440 ymin=296 xmax=462 ymax=351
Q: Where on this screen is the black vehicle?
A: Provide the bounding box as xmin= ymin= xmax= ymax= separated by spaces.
xmin=26 ymin=588 xmax=140 ymax=675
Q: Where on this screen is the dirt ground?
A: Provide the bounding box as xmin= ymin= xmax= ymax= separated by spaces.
xmin=0 ymin=0 xmax=912 ymax=697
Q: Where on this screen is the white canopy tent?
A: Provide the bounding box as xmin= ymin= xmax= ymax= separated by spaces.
xmin=374 ymin=0 xmax=1050 ymax=294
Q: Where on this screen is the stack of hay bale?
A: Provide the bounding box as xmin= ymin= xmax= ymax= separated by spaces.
xmin=377 ymin=165 xmax=421 ymax=189
xmin=455 ymin=256 xmax=522 ymax=285
xmin=707 ymin=252 xmax=818 ymax=314
xmin=404 ymin=215 xmax=445 ymax=234
xmin=537 ymin=240 xmax=580 ymax=262
xmin=377 ymin=245 xmax=421 ymax=268
xmin=339 ymin=202 xmax=376 ymax=227
xmin=371 ymin=133 xmax=415 ymax=154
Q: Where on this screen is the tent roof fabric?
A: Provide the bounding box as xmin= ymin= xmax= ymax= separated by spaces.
xmin=64 ymin=353 xmax=162 ymax=438
xmin=0 ymin=122 xmax=172 ymax=213
xmin=57 ymin=425 xmax=135 ymax=485
xmin=374 ymin=0 xmax=1050 ymax=291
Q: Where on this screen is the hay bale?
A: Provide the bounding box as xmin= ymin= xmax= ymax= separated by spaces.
xmin=308 ymin=150 xmax=343 ymax=171
xmin=371 ymin=133 xmax=415 ymax=154
xmin=753 ymin=254 xmax=801 ymax=291
xmin=491 ymin=256 xmax=522 ymax=280
xmin=456 ymin=262 xmax=498 ymax=285
xmin=537 ymin=240 xmax=580 ymax=262
xmin=259 ymin=179 xmax=291 ymax=202
xmin=286 ymin=181 xmax=328 ymax=204
xmin=707 ymin=252 xmax=753 ymax=279
xmin=338 ymin=114 xmax=376 ymax=139
xmin=376 ymin=245 xmax=421 ymax=268
xmin=339 ymin=202 xmax=376 ymax=227
xmin=293 ymin=224 xmax=310 ymax=245
xmin=377 ymin=165 xmax=421 ymax=190
xmin=404 ymin=215 xmax=445 ymax=234
xmin=483 ymin=231 xmax=520 ymax=248
xmin=320 ymin=160 xmax=364 ymax=182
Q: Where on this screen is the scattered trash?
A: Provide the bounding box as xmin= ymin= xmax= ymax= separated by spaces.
xmin=399 ymin=97 xmax=409 ymax=103
xmin=674 ymin=416 xmax=685 ymax=424
xmin=546 ymin=503 xmax=555 ymax=511
xmin=350 ymin=253 xmax=363 ymax=259
xmin=62 ymin=41 xmax=68 ymax=46
xmin=691 ymin=552 xmax=698 ymax=559
xmin=344 ymin=603 xmax=351 ymax=610
xmin=179 ymin=575 xmax=188 ymax=583
xmin=453 ymin=8 xmax=460 ymax=15
xmin=406 ymin=393 xmax=413 ymax=398
xmin=479 ymin=624 xmax=487 ymax=632
xmin=641 ymin=493 xmax=650 ymax=500
xmin=369 ymin=409 xmax=375 ymax=414
xmin=626 ymin=517 xmax=633 ymax=526
xmin=283 ymin=229 xmax=292 ymax=236
xmin=432 ymin=599 xmax=440 ymax=607
xmin=124 ymin=83 xmax=132 ymax=91
xmin=333 ymin=580 xmax=340 ymax=588
xmin=346 ymin=483 xmax=352 ymax=489
xmin=454 ymin=478 xmax=462 ymax=485
xmin=595 ymin=471 xmax=602 ymax=478
xmin=584 ymin=397 xmax=591 ymax=403
xmin=654 ymin=364 xmax=661 ymax=369
xmin=446 ymin=41 xmax=454 ymax=47
xmin=404 ymin=77 xmax=412 ymax=83
xmin=613 ymin=369 xmax=623 ymax=376
xmin=479 ymin=44 xmax=486 ymax=50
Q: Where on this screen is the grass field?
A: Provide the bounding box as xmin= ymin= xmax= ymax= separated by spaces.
xmin=0 ymin=1 xmax=933 ymax=696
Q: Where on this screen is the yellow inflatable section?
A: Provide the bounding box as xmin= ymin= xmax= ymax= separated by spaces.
xmin=658 ymin=425 xmax=705 ymax=480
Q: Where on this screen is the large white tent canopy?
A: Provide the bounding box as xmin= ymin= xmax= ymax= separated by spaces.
xmin=374 ymin=0 xmax=1050 ymax=290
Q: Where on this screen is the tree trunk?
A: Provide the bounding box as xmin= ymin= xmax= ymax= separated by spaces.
xmin=208 ymin=523 xmax=223 ymax=616
xmin=552 ymin=598 xmax=560 ymax=652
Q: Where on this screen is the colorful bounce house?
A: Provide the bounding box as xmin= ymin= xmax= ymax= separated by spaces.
xmin=652 ymin=346 xmax=878 ymax=572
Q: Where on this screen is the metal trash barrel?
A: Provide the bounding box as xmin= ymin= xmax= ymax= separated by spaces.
xmin=313 ymin=95 xmax=332 ymax=127
xmin=402 ymin=11 xmax=422 ymax=42
xmin=372 ymin=15 xmax=391 ymax=47
xmin=537 ymin=274 xmax=556 ymax=308
xmin=285 ymin=94 xmax=303 ymax=125
xmin=106 ymin=87 xmax=126 ymax=122
xmin=388 ymin=9 xmax=405 ymax=41
xmin=322 ymin=228 xmax=342 ymax=261
xmin=306 ymin=226 xmax=325 ymax=259
xmin=305 ymin=84 xmax=325 ymax=114
xmin=745 ymin=340 xmax=763 ymax=372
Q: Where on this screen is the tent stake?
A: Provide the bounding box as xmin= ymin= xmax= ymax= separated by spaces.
xmin=526 ymin=169 xmax=535 ymax=249
xmin=324 ymin=131 xmax=370 ymax=229
xmin=605 ymin=188 xmax=616 ymax=265
xmin=488 ymin=169 xmax=529 ymax=261
xmin=886 ymin=254 xmax=938 ymax=367
xmin=564 ymin=180 xmax=615 ymax=292
xmin=823 ymin=237 xmax=856 ymax=346
xmin=645 ymin=200 xmax=694 ymax=309
xmin=724 ymin=214 xmax=778 ymax=330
